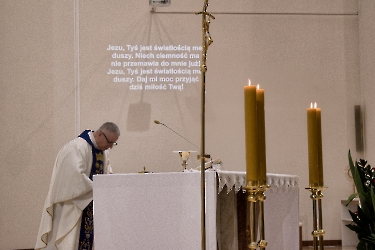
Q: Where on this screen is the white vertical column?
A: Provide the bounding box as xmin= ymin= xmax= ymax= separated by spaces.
xmin=74 ymin=0 xmax=80 ymax=134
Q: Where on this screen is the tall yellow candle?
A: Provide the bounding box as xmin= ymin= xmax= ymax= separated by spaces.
xmin=256 ymin=87 xmax=267 ymax=185
xmin=307 ymin=103 xmax=320 ymax=187
xmin=316 ymin=108 xmax=324 ymax=186
xmin=244 ymin=82 xmax=259 ymax=185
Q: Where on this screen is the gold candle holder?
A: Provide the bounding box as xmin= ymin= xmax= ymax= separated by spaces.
xmin=245 ymin=183 xmax=258 ymax=250
xmin=306 ymin=186 xmax=326 ymax=250
xmin=257 ymin=182 xmax=269 ymax=250
xmin=245 ymin=181 xmax=269 ymax=250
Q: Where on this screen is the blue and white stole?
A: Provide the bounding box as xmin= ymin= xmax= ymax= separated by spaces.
xmin=77 ymin=130 xmax=104 ymax=250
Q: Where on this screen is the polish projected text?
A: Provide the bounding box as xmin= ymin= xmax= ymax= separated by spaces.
xmin=107 ymin=44 xmax=202 ymax=91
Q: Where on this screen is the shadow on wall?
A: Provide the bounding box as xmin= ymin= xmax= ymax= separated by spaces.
xmin=126 ymin=101 xmax=152 ymax=131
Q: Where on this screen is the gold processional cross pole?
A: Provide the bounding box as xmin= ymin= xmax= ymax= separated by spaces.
xmin=195 ymin=1 xmax=214 ymax=249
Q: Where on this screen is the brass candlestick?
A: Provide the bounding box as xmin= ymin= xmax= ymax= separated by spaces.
xmin=245 ymin=181 xmax=269 ymax=249
xmin=307 ymin=186 xmax=326 ymax=250
xmin=245 ymin=183 xmax=259 ymax=250
xmin=257 ymin=182 xmax=269 ymax=250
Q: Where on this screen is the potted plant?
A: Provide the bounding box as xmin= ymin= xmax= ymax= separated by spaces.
xmin=346 ymin=150 xmax=375 ymax=250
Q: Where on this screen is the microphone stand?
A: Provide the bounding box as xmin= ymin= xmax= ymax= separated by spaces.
xmin=154 ymin=120 xmax=199 ymax=149
xmin=154 ymin=120 xmax=199 ymax=171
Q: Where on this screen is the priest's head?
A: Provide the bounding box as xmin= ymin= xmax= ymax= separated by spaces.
xmin=94 ymin=122 xmax=120 ymax=150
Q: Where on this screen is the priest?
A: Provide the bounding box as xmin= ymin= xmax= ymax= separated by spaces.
xmin=35 ymin=122 xmax=120 ymax=250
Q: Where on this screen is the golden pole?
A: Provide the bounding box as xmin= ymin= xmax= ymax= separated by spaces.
xmin=195 ymin=1 xmax=214 ymax=250
xmin=318 ymin=197 xmax=324 ymax=250
xmin=307 ymin=187 xmax=326 ymax=250
xmin=257 ymin=184 xmax=269 ymax=250
xmin=312 ymin=195 xmax=318 ymax=249
xmin=245 ymin=183 xmax=259 ymax=250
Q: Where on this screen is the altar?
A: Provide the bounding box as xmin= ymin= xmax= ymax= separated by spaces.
xmin=93 ymin=170 xmax=299 ymax=250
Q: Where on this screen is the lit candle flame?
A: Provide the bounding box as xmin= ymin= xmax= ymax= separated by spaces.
xmin=310 ymin=102 xmax=318 ymax=108
xmin=257 ymin=84 xmax=260 ymax=89
xmin=248 ymin=78 xmax=251 ymax=86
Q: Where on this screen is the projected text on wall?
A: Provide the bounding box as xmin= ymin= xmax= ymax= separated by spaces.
xmin=107 ymin=44 xmax=202 ymax=91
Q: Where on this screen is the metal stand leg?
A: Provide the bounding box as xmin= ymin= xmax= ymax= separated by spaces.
xmin=308 ymin=187 xmax=326 ymax=250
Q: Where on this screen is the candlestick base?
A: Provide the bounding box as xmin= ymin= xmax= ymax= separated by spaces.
xmin=248 ymin=242 xmax=258 ymax=249
xmin=258 ymin=240 xmax=267 ymax=248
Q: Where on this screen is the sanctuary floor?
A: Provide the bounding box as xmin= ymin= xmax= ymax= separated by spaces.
xmin=17 ymin=244 xmax=358 ymax=250
xmin=302 ymin=247 xmax=355 ymax=250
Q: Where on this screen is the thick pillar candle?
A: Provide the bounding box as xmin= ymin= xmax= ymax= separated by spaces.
xmin=316 ymin=108 xmax=323 ymax=185
xmin=244 ymin=84 xmax=259 ymax=185
xmin=257 ymin=88 xmax=267 ymax=185
xmin=307 ymin=104 xmax=318 ymax=186
xmin=307 ymin=103 xmax=323 ymax=187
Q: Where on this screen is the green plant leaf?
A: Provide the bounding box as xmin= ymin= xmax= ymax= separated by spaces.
xmin=346 ymin=223 xmax=364 ymax=235
xmin=359 ymin=192 xmax=372 ymax=220
xmin=371 ymin=187 xmax=375 ymax=216
xmin=363 ymin=233 xmax=375 ymax=245
xmin=348 ymin=207 xmax=371 ymax=234
xmin=349 ymin=151 xmax=373 ymax=219
xmin=357 ymin=240 xmax=367 ymax=250
xmin=347 ymin=193 xmax=359 ymax=206
xmin=347 ymin=151 xmax=375 ymax=250
xmin=349 ymin=151 xmax=365 ymax=195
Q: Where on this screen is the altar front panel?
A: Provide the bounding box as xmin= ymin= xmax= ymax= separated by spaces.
xmin=93 ymin=171 xmax=299 ymax=250
xmin=93 ymin=171 xmax=217 ymax=250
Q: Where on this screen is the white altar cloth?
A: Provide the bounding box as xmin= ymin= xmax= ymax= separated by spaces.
xmin=216 ymin=170 xmax=299 ymax=193
xmin=93 ymin=170 xmax=299 ymax=250
xmin=216 ymin=170 xmax=299 ymax=250
xmin=93 ymin=171 xmax=217 ymax=250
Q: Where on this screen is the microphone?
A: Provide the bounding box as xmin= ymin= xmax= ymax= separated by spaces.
xmin=154 ymin=120 xmax=199 ymax=149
